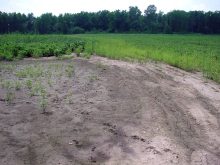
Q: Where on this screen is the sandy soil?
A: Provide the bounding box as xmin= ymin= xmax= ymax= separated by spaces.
xmin=0 ymin=56 xmax=220 ymax=165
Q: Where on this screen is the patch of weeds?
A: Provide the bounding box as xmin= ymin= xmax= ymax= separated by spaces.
xmin=16 ymin=65 xmax=44 ymax=79
xmin=30 ymin=89 xmax=36 ymax=97
xmin=1 ymin=80 xmax=13 ymax=90
xmin=0 ymin=64 xmax=14 ymax=72
xmin=39 ymin=88 xmax=48 ymax=113
xmin=96 ymin=62 xmax=107 ymax=70
xmin=58 ymin=72 xmax=63 ymax=79
xmin=5 ymin=90 xmax=15 ymax=105
xmin=26 ymin=79 xmax=32 ymax=90
xmin=89 ymin=74 xmax=99 ymax=82
xmin=47 ymin=79 xmax=52 ymax=87
xmin=46 ymin=70 xmax=52 ymax=79
xmin=57 ymin=55 xmax=73 ymax=60
xmin=30 ymin=82 xmax=44 ymax=96
xmin=16 ymin=69 xmax=28 ymax=78
xmin=68 ymin=97 xmax=74 ymax=104
xmin=29 ymin=67 xmax=44 ymax=78
xmin=53 ymin=63 xmax=61 ymax=71
xmin=65 ymin=64 xmax=74 ymax=77
xmin=75 ymin=47 xmax=82 ymax=57
xmin=40 ymin=97 xmax=48 ymax=113
xmin=80 ymin=52 xmax=91 ymax=59
xmin=65 ymin=91 xmax=74 ymax=104
xmin=14 ymin=80 xmax=22 ymax=90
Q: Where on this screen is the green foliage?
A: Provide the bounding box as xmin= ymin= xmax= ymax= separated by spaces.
xmin=79 ymin=34 xmax=220 ymax=83
xmin=0 ymin=35 xmax=86 ymax=60
xmin=1 ymin=80 xmax=13 ymax=90
xmin=26 ymin=79 xmax=32 ymax=90
xmin=14 ymin=81 xmax=22 ymax=90
xmin=0 ymin=34 xmax=220 ymax=83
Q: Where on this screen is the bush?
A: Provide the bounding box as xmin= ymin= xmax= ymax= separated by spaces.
xmin=54 ymin=48 xmax=64 ymax=57
xmin=42 ymin=46 xmax=55 ymax=57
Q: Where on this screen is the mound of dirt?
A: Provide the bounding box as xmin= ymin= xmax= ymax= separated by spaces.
xmin=0 ymin=56 xmax=220 ymax=165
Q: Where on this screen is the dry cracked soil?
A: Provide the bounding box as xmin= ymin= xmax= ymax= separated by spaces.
xmin=0 ymin=56 xmax=220 ymax=165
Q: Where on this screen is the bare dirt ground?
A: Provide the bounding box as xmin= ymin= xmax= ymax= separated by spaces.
xmin=0 ymin=56 xmax=220 ymax=165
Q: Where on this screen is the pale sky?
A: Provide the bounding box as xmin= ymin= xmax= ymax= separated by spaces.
xmin=0 ymin=0 xmax=219 ymax=16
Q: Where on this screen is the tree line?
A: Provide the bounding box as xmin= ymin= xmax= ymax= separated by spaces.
xmin=0 ymin=5 xmax=220 ymax=34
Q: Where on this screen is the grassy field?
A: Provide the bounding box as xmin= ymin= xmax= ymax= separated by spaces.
xmin=0 ymin=34 xmax=220 ymax=82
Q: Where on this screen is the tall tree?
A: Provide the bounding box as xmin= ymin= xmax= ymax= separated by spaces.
xmin=128 ymin=6 xmax=142 ymax=31
xmin=144 ymin=5 xmax=157 ymax=32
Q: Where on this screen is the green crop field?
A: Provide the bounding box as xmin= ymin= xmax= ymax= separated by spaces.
xmin=0 ymin=34 xmax=220 ymax=83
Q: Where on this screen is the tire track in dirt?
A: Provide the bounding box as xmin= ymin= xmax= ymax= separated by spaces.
xmin=0 ymin=57 xmax=220 ymax=164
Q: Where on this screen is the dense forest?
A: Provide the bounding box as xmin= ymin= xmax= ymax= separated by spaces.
xmin=0 ymin=5 xmax=220 ymax=34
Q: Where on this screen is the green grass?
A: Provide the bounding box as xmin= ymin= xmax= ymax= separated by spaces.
xmin=80 ymin=34 xmax=220 ymax=83
xmin=0 ymin=34 xmax=220 ymax=83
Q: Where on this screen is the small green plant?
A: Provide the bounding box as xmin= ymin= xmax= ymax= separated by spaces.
xmin=16 ymin=69 xmax=28 ymax=78
xmin=81 ymin=52 xmax=91 ymax=59
xmin=14 ymin=81 xmax=22 ymax=90
xmin=65 ymin=91 xmax=74 ymax=104
xmin=96 ymin=62 xmax=107 ymax=70
xmin=0 ymin=64 xmax=14 ymax=71
xmin=26 ymin=79 xmax=32 ymax=90
xmin=89 ymin=74 xmax=98 ymax=82
xmin=46 ymin=70 xmax=52 ymax=79
xmin=29 ymin=82 xmax=44 ymax=96
xmin=39 ymin=88 xmax=47 ymax=113
xmin=5 ymin=90 xmax=15 ymax=104
xmin=47 ymin=79 xmax=52 ymax=87
xmin=57 ymin=55 xmax=73 ymax=60
xmin=65 ymin=64 xmax=74 ymax=77
xmin=40 ymin=97 xmax=47 ymax=113
xmin=1 ymin=80 xmax=13 ymax=90
xmin=16 ymin=65 xmax=44 ymax=79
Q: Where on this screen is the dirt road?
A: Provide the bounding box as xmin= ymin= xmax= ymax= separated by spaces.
xmin=0 ymin=56 xmax=220 ymax=165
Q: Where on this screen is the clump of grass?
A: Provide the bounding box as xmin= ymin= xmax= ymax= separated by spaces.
xmin=57 ymin=54 xmax=73 ymax=60
xmin=5 ymin=90 xmax=15 ymax=105
xmin=47 ymin=79 xmax=52 ymax=87
xmin=39 ymin=88 xmax=47 ymax=113
xmin=89 ymin=74 xmax=99 ymax=82
xmin=16 ymin=69 xmax=28 ymax=78
xmin=0 ymin=64 xmax=15 ymax=72
xmin=45 ymin=70 xmax=52 ymax=79
xmin=26 ymin=79 xmax=32 ymax=90
xmin=65 ymin=64 xmax=74 ymax=77
xmin=14 ymin=80 xmax=22 ymax=90
xmin=40 ymin=97 xmax=48 ymax=113
xmin=30 ymin=82 xmax=44 ymax=96
xmin=80 ymin=52 xmax=91 ymax=59
xmin=65 ymin=91 xmax=74 ymax=104
xmin=96 ymin=62 xmax=107 ymax=70
xmin=16 ymin=65 xmax=44 ymax=79
xmin=1 ymin=80 xmax=13 ymax=90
